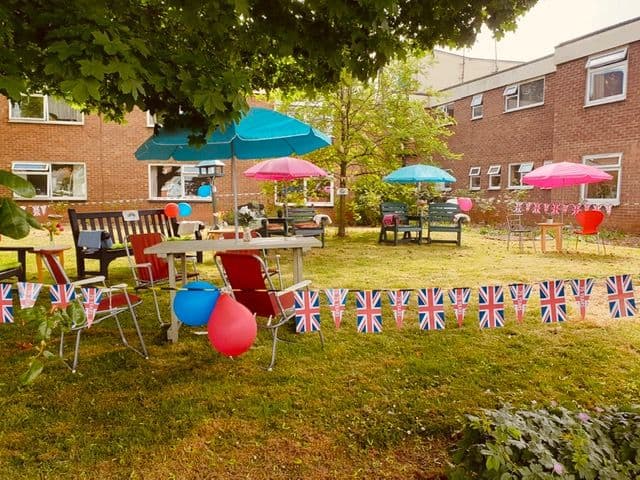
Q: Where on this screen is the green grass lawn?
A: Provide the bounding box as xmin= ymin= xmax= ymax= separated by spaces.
xmin=2 ymin=227 xmax=640 ymax=479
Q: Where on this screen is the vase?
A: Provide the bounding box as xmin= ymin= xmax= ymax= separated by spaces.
xmin=242 ymin=227 xmax=251 ymax=242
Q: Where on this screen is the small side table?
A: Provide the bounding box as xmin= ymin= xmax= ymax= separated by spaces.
xmin=32 ymin=245 xmax=71 ymax=282
xmin=537 ymin=223 xmax=563 ymax=253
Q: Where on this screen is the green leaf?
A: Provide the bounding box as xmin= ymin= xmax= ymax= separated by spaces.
xmin=0 ymin=199 xmax=34 ymax=239
xmin=0 ymin=76 xmax=26 ymax=100
xmin=19 ymin=360 xmax=44 ymax=386
xmin=0 ymin=170 xmax=36 ymax=197
xmin=79 ymin=60 xmax=107 ymax=81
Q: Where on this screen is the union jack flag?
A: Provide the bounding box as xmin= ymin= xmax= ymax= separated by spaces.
xmin=606 ymin=274 xmax=636 ymax=318
xmin=294 ymin=289 xmax=321 ymax=333
xmin=387 ymin=290 xmax=411 ymax=329
xmin=17 ymin=282 xmax=43 ymax=309
xmin=324 ymin=288 xmax=349 ymax=328
xmin=569 ymin=278 xmax=594 ymax=320
xmin=0 ymin=283 xmax=14 ymax=324
xmin=508 ymin=283 xmax=532 ymax=324
xmin=81 ymin=287 xmax=102 ymax=328
xmin=478 ymin=285 xmax=504 ymax=329
xmin=355 ymin=290 xmax=382 ymax=333
xmin=448 ymin=287 xmax=470 ymax=327
xmin=49 ymin=283 xmax=76 ymax=310
xmin=539 ymin=280 xmax=566 ymax=323
xmin=417 ymin=288 xmax=445 ymax=330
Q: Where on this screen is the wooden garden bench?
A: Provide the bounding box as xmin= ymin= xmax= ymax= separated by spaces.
xmin=261 ymin=207 xmax=328 ymax=247
xmin=0 ymin=246 xmax=33 ymax=282
xmin=378 ymin=202 xmax=422 ymax=245
xmin=425 ymin=202 xmax=463 ymax=246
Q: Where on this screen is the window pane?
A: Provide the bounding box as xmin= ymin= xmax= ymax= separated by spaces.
xmin=509 ymin=165 xmax=520 ymax=186
xmin=470 ymin=176 xmax=480 ymax=189
xmin=519 ymin=79 xmax=544 ymax=106
xmin=305 ymin=177 xmax=333 ymax=205
xmin=11 ymin=95 xmax=45 ymax=120
xmin=182 ymin=170 xmax=201 ymax=198
xmin=587 ymin=49 xmax=627 ymax=69
xmin=47 ymin=97 xmax=82 ymax=122
xmin=585 ymin=172 xmax=618 ymax=200
xmin=584 ymin=156 xmax=620 ymax=167
xmin=472 ymin=105 xmax=483 ymax=118
xmin=21 ymin=173 xmax=48 ymax=196
xmin=469 ymin=166 xmax=480 ymax=175
xmin=153 ymin=165 xmax=182 ymax=198
xmin=518 ymin=162 xmax=534 ymax=173
xmin=503 ymin=85 xmax=518 ymax=96
xmin=589 ymin=67 xmax=624 ymax=101
xmin=489 ymin=175 xmax=501 ymax=188
xmin=51 ymin=164 xmax=86 ymax=197
xmin=506 ymin=96 xmax=518 ymax=111
xmin=470 ymin=94 xmax=483 ymax=106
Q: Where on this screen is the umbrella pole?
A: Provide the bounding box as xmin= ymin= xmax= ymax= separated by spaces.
xmin=232 ymin=155 xmax=239 ymax=240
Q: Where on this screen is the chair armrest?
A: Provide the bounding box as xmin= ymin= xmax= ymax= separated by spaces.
xmin=72 ymin=276 xmax=106 ymax=287
xmin=275 ymin=280 xmax=312 ymax=296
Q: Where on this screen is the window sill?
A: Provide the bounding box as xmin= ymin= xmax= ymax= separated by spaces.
xmin=469 ymin=187 xmax=481 ymax=191
xmin=8 ymin=119 xmax=84 ymax=126
xmin=488 ymin=187 xmax=502 ymax=191
xmin=471 ymin=116 xmax=483 ymax=121
xmin=504 ymin=102 xmax=544 ymax=114
xmin=581 ymin=200 xmax=620 ymax=206
xmin=584 ymin=95 xmax=626 ymax=108
xmin=507 ymin=186 xmax=533 ymax=190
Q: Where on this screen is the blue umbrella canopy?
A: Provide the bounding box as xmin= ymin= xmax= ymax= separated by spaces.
xmin=135 ymin=107 xmax=331 ymax=161
xmin=383 ymin=164 xmax=456 ymax=184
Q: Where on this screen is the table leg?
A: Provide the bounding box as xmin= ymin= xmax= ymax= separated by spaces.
xmin=540 ymin=227 xmax=547 ymax=253
xmin=59 ymin=251 xmax=65 ymax=266
xmin=556 ymin=227 xmax=563 ymax=252
xmin=166 ymin=253 xmax=180 ymax=343
xmin=292 ymin=248 xmax=303 ymax=283
xmin=36 ymin=254 xmax=44 ymax=283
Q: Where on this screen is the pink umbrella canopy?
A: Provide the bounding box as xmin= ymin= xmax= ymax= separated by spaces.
xmin=243 ymin=156 xmax=327 ymax=180
xmin=522 ymin=161 xmax=612 ymax=188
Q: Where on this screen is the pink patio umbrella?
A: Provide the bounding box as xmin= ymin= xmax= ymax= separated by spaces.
xmin=522 ymin=161 xmax=612 ymax=221
xmin=244 ymin=156 xmax=327 ymax=216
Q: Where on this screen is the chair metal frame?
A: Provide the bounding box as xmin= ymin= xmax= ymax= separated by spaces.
xmin=215 ymin=252 xmax=323 ymax=370
xmin=506 ymin=213 xmax=536 ymax=252
xmin=574 ymin=210 xmax=606 ymax=254
xmin=125 ymin=232 xmax=199 ymax=325
xmin=39 ymin=251 xmax=148 ymax=373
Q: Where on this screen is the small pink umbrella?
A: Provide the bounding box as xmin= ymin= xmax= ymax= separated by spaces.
xmin=244 ymin=156 xmax=327 ymax=215
xmin=522 ymin=161 xmax=612 ymax=221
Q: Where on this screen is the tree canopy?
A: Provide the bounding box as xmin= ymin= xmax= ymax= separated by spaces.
xmin=0 ymin=0 xmax=536 ymax=138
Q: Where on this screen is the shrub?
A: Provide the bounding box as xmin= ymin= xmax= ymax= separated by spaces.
xmin=449 ymin=404 xmax=640 ymax=479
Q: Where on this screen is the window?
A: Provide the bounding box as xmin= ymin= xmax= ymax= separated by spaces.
xmin=508 ymin=162 xmax=534 ymax=189
xmin=470 ymin=94 xmax=483 ymax=119
xmin=12 ymin=162 xmax=86 ymax=199
xmin=435 ymin=169 xmax=454 ymax=192
xmin=503 ymin=78 xmax=544 ymax=112
xmin=148 ymin=164 xmax=207 ymax=200
xmin=275 ymin=177 xmax=335 ymax=207
xmin=438 ymin=102 xmax=454 ymax=120
xmin=487 ymin=164 xmax=501 ymax=190
xmin=9 ymin=94 xmax=83 ymax=124
xmin=585 ymin=48 xmax=627 ymax=106
xmin=146 ymin=111 xmax=166 ymax=128
xmin=581 ymin=153 xmax=622 ymax=205
xmin=469 ymin=166 xmax=481 ymax=190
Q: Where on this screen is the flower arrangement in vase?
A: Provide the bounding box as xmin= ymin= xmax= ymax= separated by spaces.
xmin=237 ymin=206 xmax=257 ymax=241
xmin=43 ymin=215 xmax=64 ymax=244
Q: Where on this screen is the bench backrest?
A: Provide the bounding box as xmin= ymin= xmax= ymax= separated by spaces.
xmin=380 ymin=202 xmax=410 ymax=223
xmin=68 ymin=208 xmax=178 ymax=246
xmin=288 ymin=207 xmax=317 ymax=223
xmin=427 ymin=203 xmax=460 ymax=223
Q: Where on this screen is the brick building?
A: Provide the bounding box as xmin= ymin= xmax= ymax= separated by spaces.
xmin=433 ymin=17 xmax=640 ymax=232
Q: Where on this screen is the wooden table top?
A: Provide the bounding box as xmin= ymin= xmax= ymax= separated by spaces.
xmin=145 ymin=236 xmax=321 ymax=256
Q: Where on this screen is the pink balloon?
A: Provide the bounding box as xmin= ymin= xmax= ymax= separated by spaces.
xmin=207 ymin=293 xmax=257 ymax=357
xmin=457 ymin=197 xmax=473 ymax=213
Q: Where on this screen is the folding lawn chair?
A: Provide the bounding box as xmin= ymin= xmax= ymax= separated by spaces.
xmin=215 ymin=252 xmax=323 ymax=370
xmin=40 ymin=251 xmax=148 ymax=373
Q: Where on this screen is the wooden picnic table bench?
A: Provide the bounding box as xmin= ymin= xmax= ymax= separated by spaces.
xmin=425 ymin=202 xmax=463 ymax=246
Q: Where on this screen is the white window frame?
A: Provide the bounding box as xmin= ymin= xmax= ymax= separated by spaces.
xmin=508 ymin=162 xmax=534 ymax=189
xmin=503 ymin=77 xmax=545 ymax=112
xmin=438 ymin=103 xmax=455 ymax=125
xmin=469 ymin=166 xmax=481 ymax=191
xmin=434 ymin=169 xmax=454 ymax=192
xmin=147 ymin=164 xmax=210 ymax=201
xmin=470 ymin=94 xmax=483 ymax=120
xmin=11 ymin=162 xmax=87 ymax=200
xmin=580 ymin=153 xmax=622 ymax=206
xmin=487 ymin=164 xmax=501 ymax=190
xmin=146 ymin=111 xmax=156 ymax=128
xmin=8 ymin=94 xmax=84 ymax=124
xmin=275 ymin=177 xmax=335 ymax=208
xmin=584 ymin=48 xmax=628 ymax=107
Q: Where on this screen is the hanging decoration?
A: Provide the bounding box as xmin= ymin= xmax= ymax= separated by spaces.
xmin=508 ymin=283 xmax=533 ymax=324
xmin=355 ymin=290 xmax=382 ymax=333
xmin=81 ymin=287 xmax=102 ymax=328
xmin=418 ymin=288 xmax=445 ymax=330
xmin=49 ymin=284 xmax=76 ymax=310
xmin=448 ymin=287 xmax=471 ymax=327
xmin=17 ymin=282 xmax=43 ymax=309
xmin=606 ymin=274 xmax=636 ymax=318
xmin=539 ymin=280 xmax=567 ymax=323
xmin=569 ymin=278 xmax=594 ymax=320
xmin=294 ymin=290 xmax=321 ymax=333
xmin=0 ymin=284 xmax=14 ymax=324
xmin=478 ymin=285 xmax=505 ymax=329
xmin=387 ymin=290 xmax=411 ymax=329
xmin=324 ymin=288 xmax=349 ymax=329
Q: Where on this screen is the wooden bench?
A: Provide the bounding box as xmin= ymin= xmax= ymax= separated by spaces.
xmin=0 ymin=246 xmax=33 ymax=282
xmin=68 ymin=208 xmax=202 ymax=279
xmin=378 ymin=202 xmax=422 ymax=245
xmin=425 ymin=203 xmax=463 ymax=246
xmin=261 ymin=207 xmax=328 ymax=247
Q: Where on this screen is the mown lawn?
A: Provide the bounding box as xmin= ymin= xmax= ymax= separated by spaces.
xmin=1 ymin=227 xmax=640 ymax=479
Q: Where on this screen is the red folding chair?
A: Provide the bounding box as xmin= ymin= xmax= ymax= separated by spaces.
xmin=39 ymin=251 xmax=148 ymax=373
xmin=219 ymin=230 xmax=282 ymax=289
xmin=125 ymin=232 xmax=199 ymax=325
xmin=575 ymin=210 xmax=606 ymax=254
xmin=215 ymin=252 xmax=323 ymax=370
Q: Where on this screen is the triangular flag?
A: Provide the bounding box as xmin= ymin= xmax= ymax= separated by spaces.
xmin=0 ymin=283 xmax=14 ymax=324
xmin=448 ymin=287 xmax=470 ymax=327
xmin=508 ymin=283 xmax=532 ymax=324
xmin=294 ymin=290 xmax=321 ymax=333
xmin=569 ymin=278 xmax=594 ymax=320
xmin=81 ymin=287 xmax=102 ymax=328
xmin=417 ymin=288 xmax=445 ymax=330
xmin=606 ymin=274 xmax=636 ymax=318
xmin=324 ymin=288 xmax=349 ymax=328
xmin=539 ymin=280 xmax=566 ymax=323
xmin=478 ymin=285 xmax=504 ymax=328
xmin=387 ymin=290 xmax=410 ymax=329
xmin=17 ymin=282 xmax=43 ymax=309
xmin=355 ymin=290 xmax=382 ymax=333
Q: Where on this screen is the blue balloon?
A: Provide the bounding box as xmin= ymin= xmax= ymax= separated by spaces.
xmin=197 ymin=184 xmax=212 ymax=197
xmin=178 ymin=202 xmax=192 ymax=217
xmin=173 ymin=281 xmax=220 ymax=327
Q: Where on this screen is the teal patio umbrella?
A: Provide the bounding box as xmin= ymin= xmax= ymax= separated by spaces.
xmin=383 ymin=164 xmax=456 ymax=184
xmin=135 ymin=108 xmax=332 ymax=235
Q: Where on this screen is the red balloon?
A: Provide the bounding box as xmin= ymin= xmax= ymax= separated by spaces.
xmin=208 ymin=293 xmax=257 ymax=357
xmin=164 ymin=202 xmax=179 ymax=218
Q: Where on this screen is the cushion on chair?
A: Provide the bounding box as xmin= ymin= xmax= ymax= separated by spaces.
xmin=294 ymin=222 xmax=319 ymax=229
xmin=97 ymin=293 xmax=142 ymax=311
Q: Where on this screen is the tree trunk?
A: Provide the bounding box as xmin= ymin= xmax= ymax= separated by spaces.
xmin=337 ymin=160 xmax=347 ymax=237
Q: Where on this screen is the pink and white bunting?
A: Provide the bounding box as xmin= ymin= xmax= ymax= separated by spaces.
xmin=387 ymin=290 xmax=411 ymax=329
xmin=17 ymin=282 xmax=43 ymax=309
xmin=569 ymin=278 xmax=594 ymax=320
xmin=324 ymin=288 xmax=349 ymax=329
xmin=81 ymin=287 xmax=102 ymax=328
xmin=448 ymin=287 xmax=471 ymax=327
xmin=508 ymin=283 xmax=533 ymax=324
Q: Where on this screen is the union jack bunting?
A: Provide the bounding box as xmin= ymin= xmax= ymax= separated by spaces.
xmin=478 ymin=285 xmax=505 ymax=329
xmin=606 ymin=274 xmax=636 ymax=318
xmin=324 ymin=288 xmax=349 ymax=328
xmin=355 ymin=290 xmax=382 ymax=333
xmin=508 ymin=283 xmax=533 ymax=324
xmin=387 ymin=290 xmax=411 ymax=329
xmin=417 ymin=288 xmax=445 ymax=330
xmin=81 ymin=287 xmax=102 ymax=328
xmin=448 ymin=287 xmax=470 ymax=327
xmin=0 ymin=283 xmax=14 ymax=324
xmin=569 ymin=278 xmax=594 ymax=320
xmin=17 ymin=282 xmax=43 ymax=309
xmin=294 ymin=289 xmax=321 ymax=333
xmin=49 ymin=283 xmax=76 ymax=310
xmin=539 ymin=280 xmax=566 ymax=323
